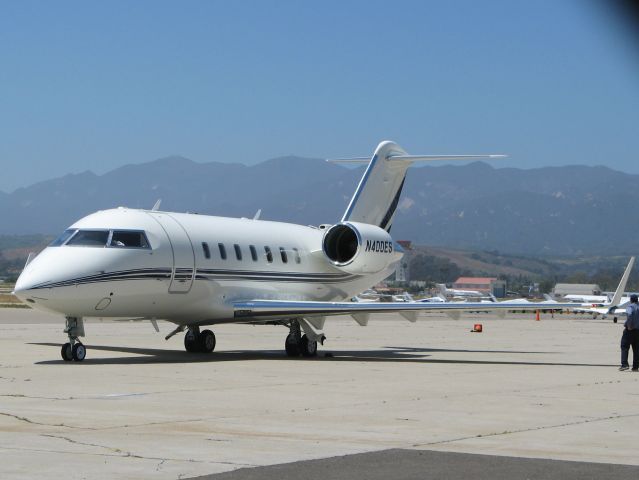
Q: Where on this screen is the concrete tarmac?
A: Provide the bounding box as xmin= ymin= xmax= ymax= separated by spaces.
xmin=0 ymin=308 xmax=637 ymax=479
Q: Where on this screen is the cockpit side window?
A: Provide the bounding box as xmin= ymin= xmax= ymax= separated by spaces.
xmin=66 ymin=230 xmax=110 ymax=247
xmin=109 ymin=231 xmax=150 ymax=248
xmin=49 ymin=229 xmax=77 ymax=246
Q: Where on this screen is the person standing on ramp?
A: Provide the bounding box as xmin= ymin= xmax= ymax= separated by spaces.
xmin=620 ymin=294 xmax=639 ymax=371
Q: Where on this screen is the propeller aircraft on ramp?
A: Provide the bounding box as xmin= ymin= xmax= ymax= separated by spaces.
xmin=13 ymin=141 xmax=574 ymax=361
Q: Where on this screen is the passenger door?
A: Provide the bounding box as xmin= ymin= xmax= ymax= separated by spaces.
xmin=148 ymin=213 xmax=195 ymax=293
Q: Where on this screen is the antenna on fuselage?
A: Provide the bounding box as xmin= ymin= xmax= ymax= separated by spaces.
xmin=253 ymin=209 xmax=262 ymax=220
xmin=151 ymin=199 xmax=162 ymax=211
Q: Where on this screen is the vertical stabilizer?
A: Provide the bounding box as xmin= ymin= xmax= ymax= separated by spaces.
xmin=341 ymin=141 xmax=411 ymax=231
xmin=436 ymin=283 xmax=448 ymax=296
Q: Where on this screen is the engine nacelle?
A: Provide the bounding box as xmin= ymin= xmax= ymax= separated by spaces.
xmin=322 ymin=222 xmax=399 ymax=274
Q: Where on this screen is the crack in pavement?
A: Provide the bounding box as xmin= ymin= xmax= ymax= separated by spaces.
xmin=0 ymin=393 xmax=76 ymax=400
xmin=41 ymin=434 xmax=129 ymax=455
xmin=3 ymin=436 xmax=258 ymax=468
xmin=41 ymin=434 xmax=202 ymax=463
xmin=414 ymin=412 xmax=639 ymax=447
xmin=0 ymin=411 xmax=90 ymax=429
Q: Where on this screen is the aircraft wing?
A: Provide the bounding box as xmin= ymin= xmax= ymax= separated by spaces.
xmin=233 ymin=299 xmax=574 ymax=323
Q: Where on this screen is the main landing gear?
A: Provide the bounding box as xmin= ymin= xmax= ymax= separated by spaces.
xmin=61 ymin=316 xmax=86 ymax=362
xmin=184 ymin=326 xmax=216 ymax=353
xmin=285 ymin=319 xmax=324 ymax=358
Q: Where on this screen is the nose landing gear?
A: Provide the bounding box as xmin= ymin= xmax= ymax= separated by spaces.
xmin=61 ymin=317 xmax=86 ymax=362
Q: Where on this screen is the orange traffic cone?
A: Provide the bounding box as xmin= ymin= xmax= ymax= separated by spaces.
xmin=535 ymin=310 xmax=540 ymax=321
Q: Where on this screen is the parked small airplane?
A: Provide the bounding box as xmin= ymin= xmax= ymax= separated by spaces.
xmin=13 ymin=141 xmax=573 ymax=361
xmin=436 ymin=283 xmax=483 ymax=299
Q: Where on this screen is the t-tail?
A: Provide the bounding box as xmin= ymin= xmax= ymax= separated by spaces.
xmin=330 ymin=141 xmax=505 ymax=231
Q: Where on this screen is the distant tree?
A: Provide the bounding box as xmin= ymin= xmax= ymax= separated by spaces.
xmin=539 ymin=278 xmax=556 ymax=294
xmin=564 ymin=271 xmax=590 ymax=284
xmin=409 ymin=255 xmax=461 ymax=283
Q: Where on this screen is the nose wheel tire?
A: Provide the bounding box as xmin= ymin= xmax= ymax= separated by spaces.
xmin=72 ymin=343 xmax=86 ymax=362
xmin=61 ymin=343 xmax=73 ymax=361
xmin=61 ymin=342 xmax=86 ymax=361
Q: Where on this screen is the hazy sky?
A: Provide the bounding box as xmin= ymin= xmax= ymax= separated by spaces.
xmin=1 ymin=1 xmax=638 ymax=193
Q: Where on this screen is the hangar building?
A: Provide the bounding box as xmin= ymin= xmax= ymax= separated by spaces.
xmin=453 ymin=277 xmax=507 ymax=298
xmin=553 ymin=283 xmax=601 ymax=297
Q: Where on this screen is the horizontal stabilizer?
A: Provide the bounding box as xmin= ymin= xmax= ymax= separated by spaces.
xmin=328 ymin=154 xmax=507 ymax=164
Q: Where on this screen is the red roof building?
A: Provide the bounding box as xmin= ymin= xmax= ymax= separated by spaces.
xmin=453 ymin=277 xmax=506 ymax=297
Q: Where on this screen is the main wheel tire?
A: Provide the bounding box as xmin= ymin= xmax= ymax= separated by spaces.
xmin=299 ymin=334 xmax=318 ymax=357
xmin=200 ymin=329 xmax=216 ymax=353
xmin=72 ymin=343 xmax=86 ymax=362
xmin=184 ymin=331 xmax=199 ymax=353
xmin=285 ymin=334 xmax=301 ymax=357
xmin=61 ymin=342 xmax=73 ymax=361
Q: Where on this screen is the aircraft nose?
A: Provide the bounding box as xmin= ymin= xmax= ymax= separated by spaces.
xmin=13 ymin=272 xmax=38 ymax=301
xmin=13 ymin=253 xmax=54 ymax=302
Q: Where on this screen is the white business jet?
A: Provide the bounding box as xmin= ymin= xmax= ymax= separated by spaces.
xmin=13 ymin=141 xmax=572 ymax=361
xmin=436 ymin=283 xmax=483 ymax=299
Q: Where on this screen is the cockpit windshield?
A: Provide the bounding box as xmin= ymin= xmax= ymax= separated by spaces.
xmin=67 ymin=230 xmax=110 ymax=246
xmin=49 ymin=229 xmax=76 ymax=246
xmin=49 ymin=229 xmax=151 ymax=249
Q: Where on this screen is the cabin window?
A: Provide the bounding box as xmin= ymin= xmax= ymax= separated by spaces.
xmin=109 ymin=231 xmax=150 ymax=248
xmin=218 ymin=243 xmax=227 ymax=260
xmin=249 ymin=245 xmax=258 ymax=261
xmin=202 ymin=242 xmax=211 ymax=259
xmin=66 ymin=230 xmax=110 ymax=247
xmin=50 ymin=229 xmax=76 ymax=246
xmin=234 ymin=244 xmax=242 ymax=261
xmin=280 ymin=247 xmax=288 ymax=263
xmin=293 ymin=247 xmax=301 ymax=264
xmin=264 ymin=246 xmax=273 ymax=263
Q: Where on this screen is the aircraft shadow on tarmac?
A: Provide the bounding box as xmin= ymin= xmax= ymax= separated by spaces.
xmin=30 ymin=342 xmax=614 ymax=367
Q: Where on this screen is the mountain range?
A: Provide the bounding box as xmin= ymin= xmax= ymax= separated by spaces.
xmin=1 ymin=156 xmax=636 ymax=255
